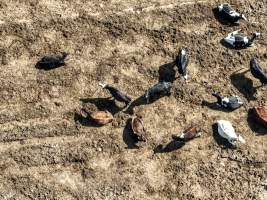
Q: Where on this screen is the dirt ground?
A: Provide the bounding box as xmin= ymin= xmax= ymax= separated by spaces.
xmin=0 ymin=0 xmax=266 ymax=199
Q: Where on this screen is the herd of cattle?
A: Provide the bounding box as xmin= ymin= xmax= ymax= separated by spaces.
xmin=34 ymin=4 xmax=266 ymax=151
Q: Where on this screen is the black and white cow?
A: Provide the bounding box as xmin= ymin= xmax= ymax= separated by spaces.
xmin=223 ymin=30 xmax=260 ymax=48
xmin=250 ymin=58 xmax=267 ymax=85
xmin=212 ymin=92 xmax=244 ymax=110
xmin=176 ymin=48 xmax=189 ymax=80
xmin=218 ymin=4 xmax=246 ymax=24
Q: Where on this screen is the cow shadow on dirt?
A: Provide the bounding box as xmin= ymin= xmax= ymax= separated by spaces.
xmin=80 ymin=97 xmax=122 ymax=115
xmin=35 ymin=62 xmax=65 ymax=71
xmin=124 ymin=95 xmax=147 ymax=115
xmin=125 ymin=93 xmax=169 ymax=115
xmin=153 ymin=140 xmax=185 ymax=154
xmin=122 ymin=118 xmax=139 ymax=149
xmin=74 ymin=112 xmax=103 ymax=127
xmin=247 ymin=109 xmax=267 ymax=136
xmin=158 ymin=62 xmax=176 ymax=83
xmin=230 ymin=71 xmax=257 ymax=102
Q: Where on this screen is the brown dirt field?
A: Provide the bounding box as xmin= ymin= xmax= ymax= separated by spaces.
xmin=0 ymin=0 xmax=266 ymax=199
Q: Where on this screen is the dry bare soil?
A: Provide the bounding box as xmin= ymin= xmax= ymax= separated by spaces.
xmin=0 ymin=0 xmax=266 ymax=199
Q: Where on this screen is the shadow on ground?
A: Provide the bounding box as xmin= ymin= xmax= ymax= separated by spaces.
xmin=247 ymin=109 xmax=267 ymax=136
xmin=74 ymin=112 xmax=103 ymax=127
xmin=80 ymin=97 xmax=122 ymax=115
xmin=153 ymin=140 xmax=185 ymax=154
xmin=123 ymin=118 xmax=140 ymax=149
xmin=158 ymin=62 xmax=176 ymax=83
xmin=125 ymin=92 xmax=170 ymax=114
xmin=230 ymin=71 xmax=257 ymax=101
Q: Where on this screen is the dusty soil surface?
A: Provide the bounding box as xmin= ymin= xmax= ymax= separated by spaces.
xmin=0 ymin=0 xmax=266 ymax=199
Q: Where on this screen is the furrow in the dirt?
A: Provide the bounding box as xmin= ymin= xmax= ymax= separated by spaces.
xmin=1 ymin=163 xmax=90 ymax=199
xmin=0 ymin=0 xmax=210 ymax=23
xmin=162 ymin=154 xmax=266 ymax=200
xmin=94 ymin=0 xmax=209 ymax=17
xmin=9 ymin=175 xmax=76 ymax=200
xmin=7 ymin=143 xmax=94 ymax=167
xmin=0 ymin=3 xmax=217 ymax=59
xmin=0 ymin=178 xmax=28 ymax=200
xmin=0 ymin=67 xmax=82 ymax=104
xmin=0 ymin=99 xmax=79 ymax=125
xmin=0 ymin=119 xmax=79 ymax=143
xmin=0 ymin=81 xmax=40 ymax=104
xmin=0 ymin=133 xmax=85 ymax=154
xmin=2 ymin=136 xmax=122 ymax=167
xmin=3 ymin=163 xmax=80 ymax=176
xmin=0 ymin=103 xmax=52 ymax=125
